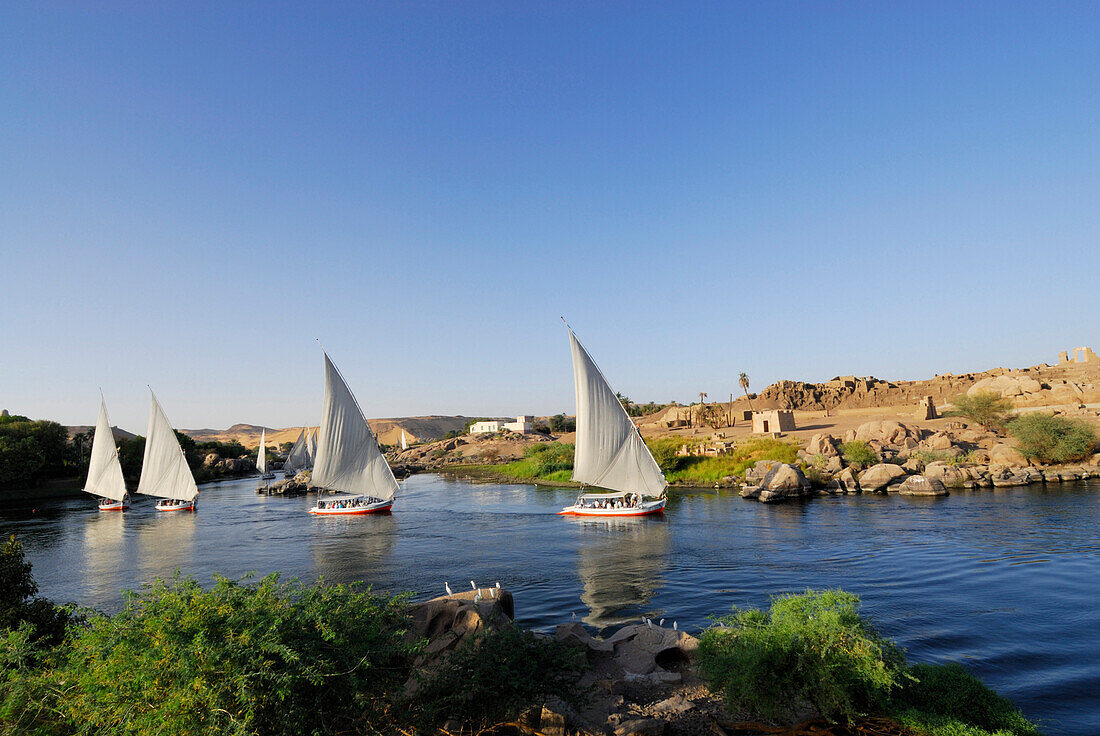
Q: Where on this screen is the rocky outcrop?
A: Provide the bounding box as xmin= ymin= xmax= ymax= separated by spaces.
xmin=989 ymin=443 xmax=1028 ymax=467
xmin=897 ymin=475 xmax=948 ymax=496
xmin=858 ymin=463 xmax=908 ymax=492
xmin=757 ymin=464 xmax=813 ymax=503
xmin=826 ymin=466 xmax=861 ymax=494
xmin=850 ymin=421 xmax=924 ymax=447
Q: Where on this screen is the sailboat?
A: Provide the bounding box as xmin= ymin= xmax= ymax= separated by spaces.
xmin=307 ymin=428 xmax=317 ymax=465
xmin=400 ymin=430 xmax=408 ymax=451
xmin=283 ymin=428 xmax=310 ymax=477
xmin=84 ymin=398 xmax=130 ymax=511
xmin=137 ymin=390 xmax=199 ymax=512
xmin=558 ymin=325 xmax=668 ymax=517
xmin=256 ymin=429 xmax=275 ymax=481
xmin=308 ymin=352 xmax=398 ymax=515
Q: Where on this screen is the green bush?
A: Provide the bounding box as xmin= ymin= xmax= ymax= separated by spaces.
xmin=840 ymin=441 xmax=879 ymax=468
xmin=1008 ymin=413 xmax=1097 ymax=464
xmin=663 ymin=438 xmax=798 ymax=485
xmin=948 ymin=392 xmax=1014 ymax=432
xmin=496 ymin=443 xmax=575 ymax=480
xmin=646 ymin=438 xmax=687 ymax=474
xmin=698 ymin=590 xmax=905 ymax=723
xmin=894 ymin=663 xmax=1041 ymax=736
xmin=6 ymin=573 xmax=420 ymax=736
xmin=0 ymin=536 xmax=70 ymax=647
xmin=410 ymin=625 xmax=586 ymax=731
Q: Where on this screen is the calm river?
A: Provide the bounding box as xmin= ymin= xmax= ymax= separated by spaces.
xmin=3 ymin=474 xmax=1099 ymax=735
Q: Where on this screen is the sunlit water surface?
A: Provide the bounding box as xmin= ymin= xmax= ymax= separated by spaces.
xmin=3 ymin=474 xmax=1099 ymax=735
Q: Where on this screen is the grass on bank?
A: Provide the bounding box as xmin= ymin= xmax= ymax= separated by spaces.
xmin=482 ymin=438 xmax=800 ymax=486
xmin=698 ymin=590 xmax=1041 ymax=736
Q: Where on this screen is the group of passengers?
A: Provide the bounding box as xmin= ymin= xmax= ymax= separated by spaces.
xmin=578 ymin=493 xmax=641 ymax=509
xmin=316 ymin=496 xmax=382 ymax=510
xmin=159 ymin=498 xmax=192 ymax=507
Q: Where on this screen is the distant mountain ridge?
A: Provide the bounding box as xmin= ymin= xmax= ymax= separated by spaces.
xmin=181 ymin=416 xmax=473 ymax=448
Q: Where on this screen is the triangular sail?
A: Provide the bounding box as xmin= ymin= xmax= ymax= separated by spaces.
xmin=312 ymin=353 xmax=399 ymax=501
xmin=83 ymin=400 xmax=128 ymax=502
xmin=568 ymin=328 xmax=667 ymax=497
xmin=136 ymin=391 xmax=198 ymax=501
xmin=307 ymin=429 xmax=317 ymax=465
xmin=400 ymin=430 xmax=408 ymax=450
xmin=257 ymin=429 xmax=267 ymax=473
xmin=284 ymin=429 xmax=310 ymax=474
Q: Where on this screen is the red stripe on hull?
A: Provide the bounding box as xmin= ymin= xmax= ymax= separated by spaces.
xmin=557 ymin=508 xmax=664 ymax=517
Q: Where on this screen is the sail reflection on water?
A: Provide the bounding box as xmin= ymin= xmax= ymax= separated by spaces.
xmin=82 ymin=511 xmax=127 ymax=590
xmin=136 ymin=511 xmax=197 ymax=579
xmin=575 ymin=517 xmax=670 ymax=629
xmin=309 ymin=513 xmax=398 ymax=584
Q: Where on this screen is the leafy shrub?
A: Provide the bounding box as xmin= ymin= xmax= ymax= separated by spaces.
xmin=0 ymin=536 xmax=70 ymax=647
xmin=947 ymin=392 xmax=1013 ymax=432
xmin=840 ymin=441 xmax=879 ymax=468
xmin=663 ymin=438 xmax=798 ymax=485
xmin=21 ymin=574 xmax=420 ymax=736
xmin=496 ymin=443 xmax=575 ymax=481
xmin=548 ymin=414 xmax=576 ymax=433
xmin=1008 ymin=413 xmax=1097 ymax=464
xmin=893 ymin=663 xmax=1041 ymax=736
xmin=410 ymin=625 xmax=586 ymax=731
xmin=646 ymin=438 xmax=687 ymax=474
xmin=698 ymin=590 xmax=905 ymax=723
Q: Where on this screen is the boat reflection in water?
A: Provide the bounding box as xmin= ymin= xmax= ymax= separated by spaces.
xmin=573 ymin=516 xmax=670 ymax=631
xmin=309 ymin=513 xmax=398 ymax=585
xmin=136 ymin=509 xmax=198 ymax=581
xmin=81 ymin=510 xmax=128 ymax=595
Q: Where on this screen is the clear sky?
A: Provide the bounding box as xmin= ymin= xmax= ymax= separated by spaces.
xmin=2 ymin=2 xmax=1098 ymax=432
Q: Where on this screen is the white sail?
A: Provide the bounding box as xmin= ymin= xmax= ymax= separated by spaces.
xmin=284 ymin=429 xmax=310 ymax=473
xmin=312 ymin=352 xmax=399 ymax=501
xmin=83 ymin=400 xmax=128 ymax=502
xmin=568 ymin=328 xmax=667 ymax=497
xmin=400 ymin=430 xmax=408 ymax=450
xmin=306 ymin=429 xmax=317 ymax=466
xmin=136 ymin=391 xmax=198 ymax=501
xmin=257 ymin=429 xmax=267 ymax=474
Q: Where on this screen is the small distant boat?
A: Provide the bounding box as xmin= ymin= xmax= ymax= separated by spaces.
xmin=282 ymin=428 xmax=310 ymax=478
xmin=400 ymin=430 xmax=408 ymax=451
xmin=137 ymin=389 xmax=199 ymax=512
xmin=308 ymin=351 xmax=397 ymax=515
xmin=256 ymin=429 xmax=276 ymax=481
xmin=558 ymin=324 xmax=668 ymax=517
xmin=84 ymin=398 xmax=130 ymax=511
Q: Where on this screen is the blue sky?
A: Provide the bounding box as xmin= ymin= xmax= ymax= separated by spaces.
xmin=2 ymin=2 xmax=1098 ymax=431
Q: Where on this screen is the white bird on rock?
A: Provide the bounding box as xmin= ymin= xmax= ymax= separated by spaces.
xmin=673 ymin=621 xmax=678 ymax=630
xmin=645 ymin=618 xmax=653 ymax=629
xmin=470 ymin=580 xmax=477 ymax=590
xmin=571 ymin=612 xmax=576 ymax=622
xmin=445 ymin=582 xmax=453 ymax=596
xmin=659 ymin=618 xmax=665 ymax=626
xmin=495 ymin=581 xmax=501 ymax=589
xmin=474 ymin=592 xmax=482 ymax=604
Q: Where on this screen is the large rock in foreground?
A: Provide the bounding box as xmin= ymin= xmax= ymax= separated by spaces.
xmin=897 ymin=475 xmax=948 ymax=496
xmin=858 ymin=463 xmax=908 ymax=492
xmin=757 ymin=463 xmax=813 ymax=503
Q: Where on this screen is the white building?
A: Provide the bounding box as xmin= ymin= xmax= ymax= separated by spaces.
xmin=470 ymin=416 xmax=535 ymax=435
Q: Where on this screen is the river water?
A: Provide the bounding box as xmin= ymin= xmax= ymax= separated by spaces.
xmin=3 ymin=474 xmax=1099 ymax=735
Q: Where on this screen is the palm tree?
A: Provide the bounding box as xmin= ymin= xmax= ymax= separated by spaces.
xmin=696 ymin=392 xmax=708 ymax=427
xmin=739 ymin=373 xmax=755 ymax=412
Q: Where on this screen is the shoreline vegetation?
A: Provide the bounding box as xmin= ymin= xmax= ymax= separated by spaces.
xmin=0 ymin=412 xmax=265 ymax=503
xmin=0 ymin=536 xmax=1041 ymax=736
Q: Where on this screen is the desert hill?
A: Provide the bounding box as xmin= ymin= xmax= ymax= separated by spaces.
xmin=182 ymin=416 xmax=472 ymax=449
xmin=65 ymin=425 xmax=137 ymax=442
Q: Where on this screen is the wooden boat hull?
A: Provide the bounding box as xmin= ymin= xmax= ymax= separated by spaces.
xmin=155 ymin=500 xmax=196 ymax=512
xmin=558 ymin=498 xmax=666 ymax=517
xmin=308 ymin=500 xmax=393 ymax=515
